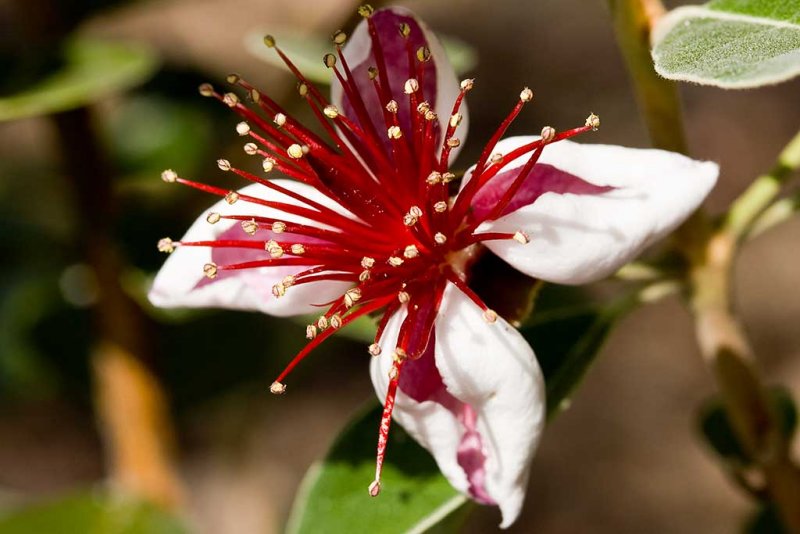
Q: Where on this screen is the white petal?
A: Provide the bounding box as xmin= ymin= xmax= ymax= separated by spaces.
xmin=466 ymin=137 xmax=718 ymax=284
xmin=330 ymin=7 xmax=467 ymax=161
xmin=149 ymin=179 xmax=350 ymax=316
xmin=370 ymin=283 xmax=544 ymax=527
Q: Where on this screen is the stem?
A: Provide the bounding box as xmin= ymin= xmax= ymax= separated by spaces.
xmin=52 ymin=107 xmax=184 ymax=509
xmin=725 ymin=128 xmax=800 ymax=240
xmin=608 ymin=0 xmax=800 ymax=530
xmin=607 ymin=0 xmax=687 ymax=154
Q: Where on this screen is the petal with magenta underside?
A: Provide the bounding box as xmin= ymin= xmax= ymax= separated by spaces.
xmin=370 ymin=283 xmax=544 ymax=528
xmin=331 ymin=7 xmax=467 ymax=160
xmin=148 ymin=180 xmax=351 ymax=316
xmin=466 ymin=137 xmax=718 ymax=284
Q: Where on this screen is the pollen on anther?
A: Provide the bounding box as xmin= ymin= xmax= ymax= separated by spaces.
xmin=272 ymin=221 xmax=286 ymax=233
xmin=358 ymin=4 xmax=374 ymax=17
xmin=403 ymin=245 xmax=419 ymax=259
xmin=344 ymin=288 xmax=362 ymax=307
xmin=157 ymin=237 xmax=175 ymax=253
xmin=386 ymin=100 xmax=399 ymax=113
xmin=203 ymin=262 xmax=218 ymax=279
xmin=368 ymin=343 xmax=382 ymax=356
xmin=460 ymin=78 xmax=475 ymax=91
xmin=359 ymin=270 xmax=370 ymax=282
xmin=206 ymin=212 xmax=221 ymax=224
xmin=332 ymin=30 xmax=347 ymax=45
xmin=272 ymin=283 xmax=286 ymax=298
xmin=433 ymin=201 xmax=448 ymax=213
xmin=263 ymin=158 xmax=276 ymax=172
xmin=368 ymin=66 xmax=379 ymax=80
xmin=217 ymin=159 xmax=232 ymax=171
xmin=323 ymin=53 xmax=337 ymax=68
xmin=490 ymin=153 xmax=504 ymax=164
xmin=387 ymin=126 xmax=403 ymax=140
xmin=306 ymin=324 xmax=318 ymax=339
xmin=330 ymin=314 xmax=343 ymax=329
xmin=263 ymin=35 xmax=276 ymax=48
xmin=274 ymin=113 xmax=287 ymax=127
xmin=394 ymin=348 xmax=408 ymax=363
xmin=483 ymin=309 xmax=498 ymax=323
xmin=317 ymin=315 xmax=329 ymax=330
xmin=447 ymin=138 xmax=461 ymax=148
xmin=323 ymin=105 xmax=339 ymax=119
xmin=541 ymin=126 xmax=556 ymax=143
xmin=242 ymin=219 xmax=258 ymax=235
xmin=409 ymin=206 xmax=423 ymax=218
xmin=236 ymin=122 xmax=251 ymax=136
xmin=416 ymin=101 xmax=430 ymax=114
xmin=161 ymin=169 xmax=178 ymax=183
xmin=586 ymin=113 xmax=600 ymax=131
xmin=442 ymin=172 xmax=456 ymax=183
xmin=222 ymin=92 xmax=239 ymax=107
xmin=404 ymin=78 xmax=419 ymax=94
xmin=361 ymin=256 xmax=375 ymax=269
xmin=520 ymin=87 xmax=534 ymax=102
xmin=270 ymin=381 xmax=286 ymax=395
xmin=513 ymin=231 xmax=530 ymax=244
xmin=244 ymin=142 xmax=258 ymax=155
xmin=291 ymin=243 xmax=306 ymax=255
xmin=287 ymin=144 xmax=304 ymax=159
xmin=449 ymin=113 xmax=462 ymax=128
xmin=225 ymin=191 xmax=239 ymax=204
xmin=226 ymin=73 xmax=240 ymax=84
xmin=283 ymin=275 xmax=296 ymax=287
xmin=426 ymin=171 xmax=442 ymax=185
xmin=434 ymin=232 xmax=447 ymax=244
xmin=397 ymin=291 xmax=410 ymax=303
xmin=388 ymin=256 xmax=404 ymax=267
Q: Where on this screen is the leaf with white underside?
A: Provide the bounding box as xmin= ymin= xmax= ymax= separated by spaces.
xmin=651 ymin=0 xmax=800 ymax=88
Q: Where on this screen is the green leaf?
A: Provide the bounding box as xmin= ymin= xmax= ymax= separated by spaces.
xmin=0 ymin=39 xmax=159 ymax=122
xmin=651 ymin=1 xmax=800 ymax=89
xmin=0 ymin=492 xmax=186 ymax=534
xmin=286 ymin=404 xmax=473 ymax=534
xmin=698 ymin=386 xmax=797 ymax=465
xmin=520 ymin=287 xmax=636 ymax=418
xmin=244 ymin=31 xmax=477 ymax=85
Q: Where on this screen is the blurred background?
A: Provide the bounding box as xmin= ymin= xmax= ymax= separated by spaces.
xmin=0 ymin=0 xmax=799 ymax=532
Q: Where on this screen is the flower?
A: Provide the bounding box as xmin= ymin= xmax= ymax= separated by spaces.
xmin=149 ymin=6 xmax=718 ymax=527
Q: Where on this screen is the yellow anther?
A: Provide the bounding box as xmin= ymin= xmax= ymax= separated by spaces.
xmin=272 ymin=221 xmax=287 ymax=233
xmin=520 ymin=87 xmax=534 ymax=102
xmin=236 ymin=122 xmax=251 ymax=136
xmin=198 ymin=83 xmax=215 ymax=97
xmin=586 ymin=113 xmax=600 ymax=131
xmin=388 ymin=256 xmax=404 ymax=267
xmin=272 ymin=283 xmax=286 ymax=298
xmin=513 ymin=231 xmax=530 ymax=244
xmin=332 ymin=30 xmax=347 ymax=45
xmin=225 ymin=191 xmax=239 ymax=204
xmin=460 ymin=78 xmax=475 ymax=91
xmin=323 ymin=53 xmax=337 ymax=68
xmin=222 ymin=92 xmax=239 ymax=107
xmin=161 ymin=169 xmax=178 ymax=183
xmin=368 ymin=343 xmax=382 ymax=356
xmin=434 ymin=232 xmax=447 ymax=244
xmin=324 ymin=105 xmax=339 ymax=119
xmin=262 ymin=158 xmax=276 ymax=172
xmin=291 ymin=243 xmax=306 ymax=255
xmin=217 ymin=159 xmax=232 ymax=171
xmin=263 ymin=35 xmax=276 ymax=48
xmin=330 ymin=314 xmax=343 ymax=329
xmin=361 ymin=256 xmax=375 ymax=269
xmin=387 ymin=126 xmax=403 ymax=139
xmin=386 ymin=100 xmax=399 ymax=113
xmin=404 ymin=78 xmax=419 ymax=94
xmin=403 ymin=245 xmax=419 ymax=259
xmin=274 ymin=113 xmax=287 ymax=127
xmin=244 ymin=142 xmax=258 ymax=155
xmin=287 ymin=144 xmax=304 ymax=159
xmin=306 ymin=324 xmax=318 ymax=339
xmin=434 ymin=201 xmax=448 ymax=213
xmin=157 ymin=237 xmax=175 ymax=253
xmin=241 ymin=219 xmax=259 ymax=235
xmin=397 ymin=291 xmax=410 ymax=303
xmin=482 ymin=309 xmax=498 ymax=323
xmin=426 ymin=171 xmax=442 ymax=185
xmin=203 ymin=263 xmax=218 ymax=279
xmin=449 ymin=113 xmax=462 ymax=128
xmin=206 ymin=212 xmax=221 ymax=224
xmin=270 ymin=381 xmax=286 ymax=395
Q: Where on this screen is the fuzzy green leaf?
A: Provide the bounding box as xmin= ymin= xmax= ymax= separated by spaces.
xmin=651 ymin=1 xmax=800 ymax=88
xmin=286 ymin=404 xmax=472 ymax=534
xmin=0 ymin=39 xmax=159 ymax=122
xmin=0 ymin=493 xmax=186 ymax=534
